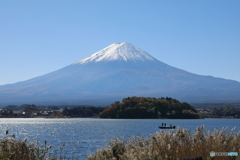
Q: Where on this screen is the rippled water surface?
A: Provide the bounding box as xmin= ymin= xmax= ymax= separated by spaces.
xmin=0 ymin=118 xmax=239 ymax=159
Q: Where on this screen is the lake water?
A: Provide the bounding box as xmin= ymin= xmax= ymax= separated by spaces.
xmin=0 ymin=118 xmax=239 ymax=159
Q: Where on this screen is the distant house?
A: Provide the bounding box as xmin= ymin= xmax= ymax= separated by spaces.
xmin=41 ymin=111 xmax=48 ymax=116
xmin=13 ymin=110 xmax=22 ymax=114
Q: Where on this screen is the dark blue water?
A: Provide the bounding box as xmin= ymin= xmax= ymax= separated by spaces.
xmin=0 ymin=118 xmax=239 ymax=159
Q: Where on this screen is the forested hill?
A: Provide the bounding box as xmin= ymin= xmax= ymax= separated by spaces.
xmin=100 ymin=97 xmax=200 ymax=119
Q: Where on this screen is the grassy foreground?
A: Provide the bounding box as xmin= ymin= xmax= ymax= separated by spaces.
xmin=87 ymin=126 xmax=240 ymax=160
xmin=0 ymin=130 xmax=52 ymax=160
xmin=1 ymin=126 xmax=239 ymax=160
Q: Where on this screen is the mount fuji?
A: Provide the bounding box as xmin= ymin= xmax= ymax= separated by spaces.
xmin=1 ymin=42 xmax=240 ymax=106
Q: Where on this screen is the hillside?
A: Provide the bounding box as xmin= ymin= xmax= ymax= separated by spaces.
xmin=100 ymin=97 xmax=200 ymax=119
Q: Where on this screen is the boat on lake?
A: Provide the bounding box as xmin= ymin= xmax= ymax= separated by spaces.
xmin=158 ymin=126 xmax=176 ymax=129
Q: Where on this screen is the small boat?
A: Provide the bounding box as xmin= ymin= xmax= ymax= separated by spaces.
xmin=158 ymin=126 xmax=176 ymax=129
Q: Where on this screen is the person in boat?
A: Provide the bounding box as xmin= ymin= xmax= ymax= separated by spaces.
xmin=170 ymin=124 xmax=172 ymax=127
xmin=162 ymin=123 xmax=163 ymax=126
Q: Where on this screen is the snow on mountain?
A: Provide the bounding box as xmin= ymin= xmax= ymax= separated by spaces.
xmin=74 ymin=42 xmax=158 ymax=64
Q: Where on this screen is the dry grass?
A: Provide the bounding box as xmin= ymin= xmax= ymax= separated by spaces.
xmin=87 ymin=126 xmax=240 ymax=160
xmin=0 ymin=130 xmax=73 ymax=160
xmin=0 ymin=130 xmax=51 ymax=160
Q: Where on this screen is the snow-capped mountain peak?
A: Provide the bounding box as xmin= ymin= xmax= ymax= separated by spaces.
xmin=74 ymin=42 xmax=157 ymax=64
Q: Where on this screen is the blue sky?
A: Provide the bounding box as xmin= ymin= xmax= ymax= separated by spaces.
xmin=0 ymin=0 xmax=240 ymax=85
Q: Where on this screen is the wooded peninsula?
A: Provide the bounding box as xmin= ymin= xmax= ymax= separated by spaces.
xmin=100 ymin=97 xmax=200 ymax=119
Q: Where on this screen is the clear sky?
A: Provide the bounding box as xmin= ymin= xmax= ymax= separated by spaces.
xmin=0 ymin=0 xmax=240 ymax=85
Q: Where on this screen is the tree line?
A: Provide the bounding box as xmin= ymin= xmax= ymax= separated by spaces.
xmin=62 ymin=106 xmax=105 ymax=117
xmin=211 ymin=107 xmax=240 ymax=117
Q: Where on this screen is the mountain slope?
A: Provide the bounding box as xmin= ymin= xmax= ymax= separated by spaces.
xmin=1 ymin=42 xmax=240 ymax=106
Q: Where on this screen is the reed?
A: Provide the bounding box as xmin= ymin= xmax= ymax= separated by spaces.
xmin=0 ymin=130 xmax=52 ymax=160
xmin=87 ymin=126 xmax=240 ymax=160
